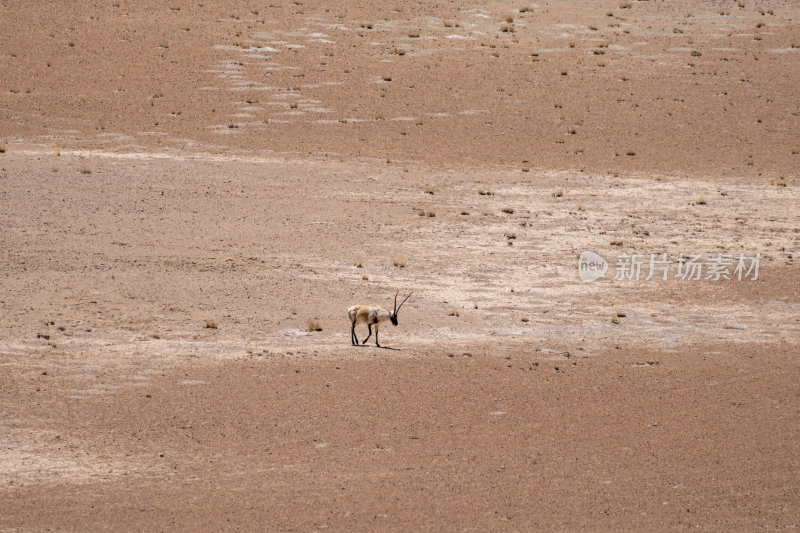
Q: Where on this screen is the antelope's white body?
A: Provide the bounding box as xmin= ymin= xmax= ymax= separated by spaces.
xmin=348 ymin=305 xmax=390 ymax=327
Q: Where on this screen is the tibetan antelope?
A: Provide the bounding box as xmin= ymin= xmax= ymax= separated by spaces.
xmin=348 ymin=292 xmax=412 ymax=347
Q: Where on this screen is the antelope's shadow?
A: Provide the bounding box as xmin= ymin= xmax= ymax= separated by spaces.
xmin=351 ymin=344 xmax=401 ymax=351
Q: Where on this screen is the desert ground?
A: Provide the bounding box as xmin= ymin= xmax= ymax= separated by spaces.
xmin=1 ymin=0 xmax=799 ymax=530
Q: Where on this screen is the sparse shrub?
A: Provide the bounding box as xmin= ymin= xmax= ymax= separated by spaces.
xmin=553 ymin=189 xmax=564 ymax=197
xmin=307 ymin=320 xmax=322 ymax=332
xmin=408 ymin=31 xmax=420 ymax=38
xmin=610 ymin=240 xmax=623 ymax=246
xmin=478 ymin=189 xmax=494 ymax=196
xmin=626 ymin=151 xmax=636 ymax=156
xmin=501 ymin=207 xmax=514 ymax=214
xmin=521 ymin=317 xmax=529 ymax=322
xmin=80 ymin=167 xmax=91 ymax=174
xmin=449 ymin=311 xmax=460 ymax=317
xmin=0 ymin=144 xmax=5 ymax=153
xmin=204 ymin=320 xmax=218 ymax=329
xmin=392 ymin=258 xmax=406 ymax=268
xmin=424 ymin=187 xmax=434 ymax=195
xmin=504 ymin=14 xmax=514 ymax=23
xmin=691 ymin=50 xmax=702 ymax=57
xmin=426 ymin=211 xmax=435 ymax=217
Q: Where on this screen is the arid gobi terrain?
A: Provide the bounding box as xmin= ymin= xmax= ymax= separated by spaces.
xmin=1 ymin=1 xmax=799 ymax=530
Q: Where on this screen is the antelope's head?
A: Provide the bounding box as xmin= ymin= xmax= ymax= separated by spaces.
xmin=389 ymin=291 xmax=413 ymax=326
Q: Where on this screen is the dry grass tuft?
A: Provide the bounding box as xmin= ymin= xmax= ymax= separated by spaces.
xmin=307 ymin=320 xmax=322 ymax=332
xmin=204 ymin=320 xmax=218 ymax=329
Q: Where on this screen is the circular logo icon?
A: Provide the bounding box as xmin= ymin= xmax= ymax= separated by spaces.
xmin=578 ymin=251 xmax=608 ymax=282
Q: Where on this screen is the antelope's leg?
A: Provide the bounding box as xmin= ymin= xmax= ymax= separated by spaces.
xmin=362 ymin=323 xmax=373 ymax=345
xmin=351 ymin=322 xmax=359 ymax=345
xmin=375 ymin=325 xmax=380 ymax=347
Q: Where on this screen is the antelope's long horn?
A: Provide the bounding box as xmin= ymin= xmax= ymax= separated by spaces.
xmin=393 ymin=291 xmax=399 ymax=313
xmin=396 ymin=292 xmax=413 ymax=312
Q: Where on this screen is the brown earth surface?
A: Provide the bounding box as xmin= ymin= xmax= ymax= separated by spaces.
xmin=1 ymin=0 xmax=799 ymax=530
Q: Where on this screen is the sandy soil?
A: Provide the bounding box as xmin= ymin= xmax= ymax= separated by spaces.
xmin=1 ymin=1 xmax=799 ymax=530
